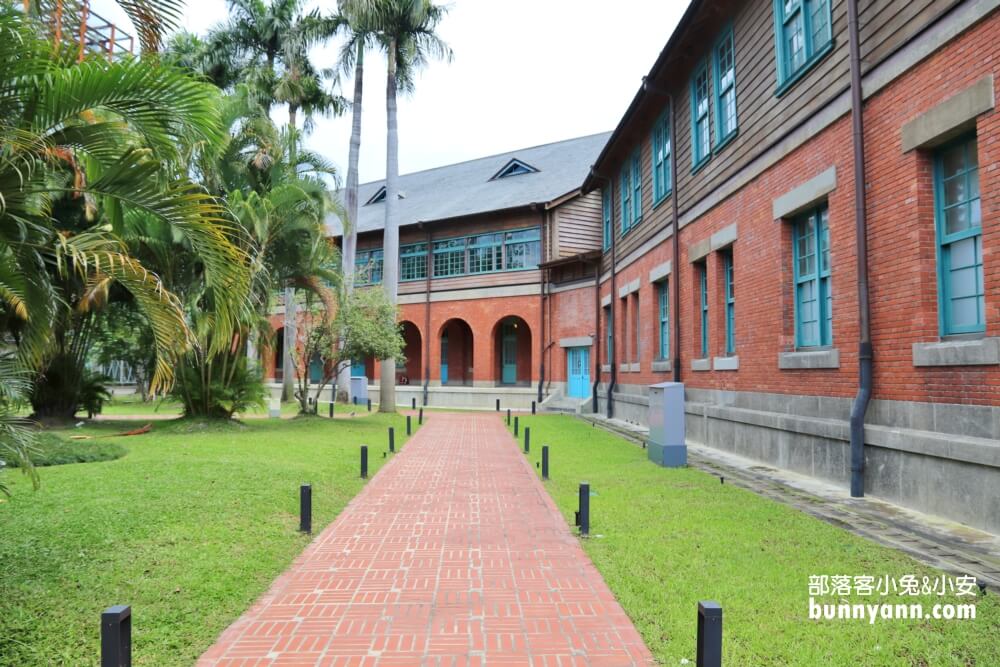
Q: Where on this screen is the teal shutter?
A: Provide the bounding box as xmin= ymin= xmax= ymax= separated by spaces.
xmin=935 ymin=136 xmax=985 ymax=334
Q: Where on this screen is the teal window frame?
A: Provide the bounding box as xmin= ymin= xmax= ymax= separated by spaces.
xmin=468 ymin=233 xmax=503 ymax=274
xmin=690 ymin=61 xmax=711 ymax=170
xmin=503 ymin=228 xmax=542 ymax=270
xmin=723 ymin=251 xmax=735 ymax=355
xmin=602 ymin=188 xmax=612 ymax=250
xmin=651 ymin=111 xmax=672 ymax=205
xmin=934 ymin=135 xmax=985 ymax=335
xmin=400 ymin=242 xmax=428 ymax=282
xmin=433 ymin=237 xmax=466 ymax=277
xmin=620 ymin=166 xmax=632 ymax=234
xmin=792 ymin=205 xmax=833 ymax=348
xmin=604 ymin=305 xmax=613 ymax=364
xmin=355 ymin=249 xmax=384 ymax=285
xmin=713 ymin=27 xmax=738 ymax=149
xmin=773 ymin=0 xmax=833 ymax=95
xmin=698 ymin=262 xmax=709 ymax=357
xmin=657 ymin=281 xmax=670 ymax=361
xmin=431 ymin=226 xmax=542 ymax=278
xmin=619 ymin=149 xmax=642 ymax=234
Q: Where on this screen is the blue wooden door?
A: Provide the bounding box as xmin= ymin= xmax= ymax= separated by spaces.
xmin=440 ymin=334 xmax=449 ymax=384
xmin=501 ymin=323 xmax=517 ymax=384
xmin=567 ymin=347 xmax=590 ymax=398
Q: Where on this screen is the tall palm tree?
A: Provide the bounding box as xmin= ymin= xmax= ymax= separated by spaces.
xmin=330 ymin=0 xmax=379 ymax=399
xmin=373 ymin=0 xmax=451 ymax=412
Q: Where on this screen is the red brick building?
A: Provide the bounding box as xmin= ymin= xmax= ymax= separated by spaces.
xmin=280 ymin=0 xmax=998 ymax=533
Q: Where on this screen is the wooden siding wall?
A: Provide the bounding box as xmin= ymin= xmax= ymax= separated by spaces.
xmin=554 ymin=190 xmax=603 ymax=258
xmin=600 ymin=0 xmax=962 ymax=273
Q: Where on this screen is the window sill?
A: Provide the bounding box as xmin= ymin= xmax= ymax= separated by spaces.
xmin=912 ymin=337 xmax=999 ymax=367
xmin=652 ymin=191 xmax=672 ymax=210
xmin=691 ymin=358 xmax=711 ymax=372
xmin=712 ymin=129 xmax=738 ymax=156
xmin=652 ymin=360 xmax=673 ymax=373
xmin=713 ymin=355 xmax=739 ymax=371
xmin=775 ymin=40 xmax=835 ymax=98
xmin=690 ymin=157 xmax=710 ymax=176
xmin=778 ymin=348 xmax=840 ymax=370
xmin=600 ymin=364 xmax=612 ymax=373
xmin=618 ymin=363 xmax=640 ymax=373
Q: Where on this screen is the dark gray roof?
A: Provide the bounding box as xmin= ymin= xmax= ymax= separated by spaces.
xmin=327 ymin=132 xmax=612 ymax=237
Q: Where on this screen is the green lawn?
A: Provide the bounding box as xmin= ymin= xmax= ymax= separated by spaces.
xmin=511 ymin=415 xmax=999 ymax=666
xmin=0 ymin=413 xmax=414 ymax=666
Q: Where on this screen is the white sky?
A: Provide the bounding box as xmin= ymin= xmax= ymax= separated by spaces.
xmin=91 ymin=0 xmax=687 ymax=184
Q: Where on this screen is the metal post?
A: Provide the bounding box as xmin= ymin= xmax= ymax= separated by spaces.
xmin=299 ymin=484 xmax=312 ymax=534
xmin=367 ymin=398 xmax=372 ymax=412
xmin=406 ymin=415 xmax=412 ymax=436
xmin=496 ymin=398 xmax=500 ymax=411
xmin=524 ymin=427 xmax=530 ymax=454
xmin=578 ymin=482 xmax=590 ymax=536
xmin=532 ymin=400 xmax=536 ymax=415
xmin=419 ymin=407 xmax=423 ymax=424
xmin=353 ymin=396 xmax=357 ymax=406
xmin=101 ymin=605 xmax=131 ymax=667
xmin=412 ymin=397 xmax=417 ymax=409
xmin=542 ymin=446 xmax=549 ymax=480
xmin=514 ymin=416 xmax=519 ymax=437
xmin=506 ymin=408 xmax=511 ymax=425
xmin=388 ymin=427 xmax=395 ymax=453
xmin=696 ymin=601 xmax=723 ymax=667
xmin=329 ymin=401 xmax=334 ymax=418
xmin=360 ymin=446 xmax=368 ymax=479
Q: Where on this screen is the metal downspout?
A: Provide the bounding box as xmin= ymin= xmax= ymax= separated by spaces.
xmin=538 ymin=207 xmax=547 ymax=405
xmin=848 ymin=0 xmax=873 ymax=497
xmin=608 ymin=175 xmax=617 ymax=419
xmin=423 ymin=224 xmax=431 ymax=407
xmin=669 ymin=94 xmax=682 ymax=383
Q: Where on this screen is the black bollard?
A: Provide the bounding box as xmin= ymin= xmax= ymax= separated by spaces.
xmin=496 ymin=398 xmax=500 ymax=412
xmin=360 ymin=446 xmax=368 ymax=479
xmin=299 ymin=484 xmax=312 ymax=534
xmin=419 ymin=407 xmax=423 ymax=425
xmin=412 ymin=397 xmax=416 ymax=409
xmin=524 ymin=427 xmax=530 ymax=454
xmin=542 ymin=445 xmax=549 ymax=480
xmin=506 ymin=408 xmax=511 ymax=425
xmin=353 ymin=396 xmax=357 ymax=406
xmin=697 ymin=601 xmax=723 ymax=667
xmin=101 ymin=605 xmax=131 ymax=667
xmin=578 ymin=482 xmax=590 ymax=536
xmin=329 ymin=401 xmax=334 ymax=418
xmin=367 ymin=398 xmax=372 ymax=412
xmin=388 ymin=427 xmax=395 ymax=453
xmin=406 ymin=415 xmax=412 ymax=435
xmin=514 ymin=416 xmax=519 ymax=437
xmin=531 ymin=400 xmax=536 ymax=415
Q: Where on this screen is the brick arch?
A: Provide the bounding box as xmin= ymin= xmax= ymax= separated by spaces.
xmin=490 ymin=315 xmax=532 ymax=386
xmin=399 ymin=320 xmax=422 ymax=385
xmin=438 ymin=318 xmax=474 ymax=386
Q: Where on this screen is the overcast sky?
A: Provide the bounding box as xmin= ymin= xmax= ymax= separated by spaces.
xmin=91 ymin=0 xmax=687 ymax=184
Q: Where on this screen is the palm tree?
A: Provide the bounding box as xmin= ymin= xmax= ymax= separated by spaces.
xmin=0 ymin=7 xmax=249 ymax=424
xmin=330 ymin=0 xmax=380 ymax=399
xmin=373 ymin=0 xmax=451 ymax=412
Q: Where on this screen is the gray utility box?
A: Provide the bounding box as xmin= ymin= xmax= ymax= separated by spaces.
xmin=647 ymin=382 xmax=686 ymax=467
xmin=349 ymin=376 xmax=369 ymax=405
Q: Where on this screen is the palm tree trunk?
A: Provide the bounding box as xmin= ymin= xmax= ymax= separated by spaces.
xmin=282 ymin=286 xmax=297 ymax=401
xmin=379 ymin=38 xmax=400 ymax=413
xmin=337 ymin=43 xmax=364 ymax=402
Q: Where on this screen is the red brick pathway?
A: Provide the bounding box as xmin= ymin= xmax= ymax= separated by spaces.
xmin=198 ymin=413 xmax=653 ymax=666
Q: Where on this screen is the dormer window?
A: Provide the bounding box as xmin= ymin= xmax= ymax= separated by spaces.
xmin=490 ymin=158 xmax=539 ymax=180
xmin=364 ymin=187 xmax=405 ymax=205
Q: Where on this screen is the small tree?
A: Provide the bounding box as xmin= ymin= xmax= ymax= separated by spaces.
xmin=291 ymin=286 xmax=404 ymax=414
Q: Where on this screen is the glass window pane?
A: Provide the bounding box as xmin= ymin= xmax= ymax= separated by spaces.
xmin=943 ymin=175 xmax=967 ymax=207
xmin=945 ymin=204 xmax=971 ymax=235
xmin=940 ymin=144 xmax=966 ymax=179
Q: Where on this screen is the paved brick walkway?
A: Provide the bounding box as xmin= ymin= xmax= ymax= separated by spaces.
xmin=198 ymin=413 xmax=653 ymax=666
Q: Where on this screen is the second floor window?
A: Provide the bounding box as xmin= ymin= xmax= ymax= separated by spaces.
xmin=355 ymin=249 xmax=383 ymax=285
xmin=775 ymin=0 xmax=832 ymax=90
xmin=691 ymin=63 xmax=711 ymax=168
xmin=468 ymin=233 xmax=503 ymax=274
xmin=602 ymin=189 xmax=612 ymax=250
xmin=620 ymin=150 xmax=642 ymax=234
xmin=793 ymin=205 xmax=832 ymax=347
xmin=433 ymin=238 xmax=466 ymax=277
xmin=504 ymin=228 xmax=541 ymax=270
xmin=652 ymin=112 xmax=672 ymax=204
xmin=400 ymin=242 xmax=427 ymax=281
xmin=714 ymin=29 xmax=737 ymax=144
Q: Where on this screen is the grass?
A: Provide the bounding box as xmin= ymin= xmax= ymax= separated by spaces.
xmin=0 ymin=411 xmax=415 ymax=666
xmin=511 ymin=415 xmax=999 ymax=666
